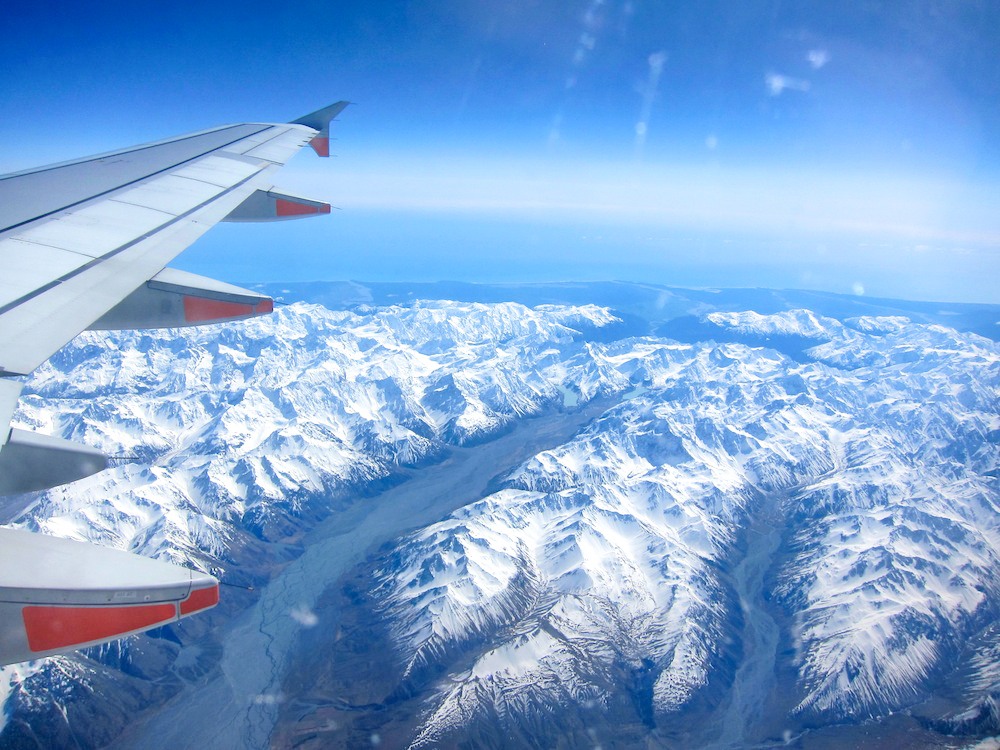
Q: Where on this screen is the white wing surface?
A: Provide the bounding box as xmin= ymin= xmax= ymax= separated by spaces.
xmin=0 ymin=101 xmax=347 ymax=665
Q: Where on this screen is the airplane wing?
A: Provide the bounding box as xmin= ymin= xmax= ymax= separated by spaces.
xmin=0 ymin=101 xmax=348 ymax=665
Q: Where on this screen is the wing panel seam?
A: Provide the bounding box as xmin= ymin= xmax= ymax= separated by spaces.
xmin=0 ymin=236 xmax=97 ymax=260
xmin=108 ymin=198 xmax=177 ymax=218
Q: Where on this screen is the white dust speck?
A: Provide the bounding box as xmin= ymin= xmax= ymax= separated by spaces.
xmin=290 ymin=605 xmax=319 ymax=628
xmin=807 ymin=49 xmax=830 ymax=69
xmin=766 ymin=73 xmax=810 ymax=96
xmin=635 ymin=51 xmax=668 ymax=151
xmin=252 ymin=692 xmax=285 ymax=705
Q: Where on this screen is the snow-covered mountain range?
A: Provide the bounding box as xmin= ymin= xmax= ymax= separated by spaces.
xmin=305 ymin=309 xmax=998 ymax=748
xmin=1 ymin=289 xmax=997 ymax=749
xmin=12 ymin=301 xmax=618 ymax=563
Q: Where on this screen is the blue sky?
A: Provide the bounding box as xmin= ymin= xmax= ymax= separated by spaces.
xmin=2 ymin=0 xmax=998 ymax=302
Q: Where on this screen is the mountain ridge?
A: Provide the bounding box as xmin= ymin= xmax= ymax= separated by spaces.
xmin=0 ymin=287 xmax=996 ymax=749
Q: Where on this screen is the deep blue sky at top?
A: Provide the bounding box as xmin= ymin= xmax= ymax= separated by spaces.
xmin=2 ymin=0 xmax=999 ymax=302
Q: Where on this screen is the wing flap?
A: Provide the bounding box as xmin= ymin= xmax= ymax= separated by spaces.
xmin=12 ymin=200 xmax=174 ymax=258
xmin=109 ymin=174 xmax=228 ymax=216
xmin=170 ymin=153 xmax=263 ymax=187
xmin=241 ymin=133 xmax=313 ymax=163
xmin=0 ymin=241 xmax=92 ymax=308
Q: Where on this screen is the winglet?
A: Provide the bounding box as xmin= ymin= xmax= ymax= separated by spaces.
xmin=292 ymin=101 xmax=350 ymax=131
xmin=292 ymin=101 xmax=349 ymax=157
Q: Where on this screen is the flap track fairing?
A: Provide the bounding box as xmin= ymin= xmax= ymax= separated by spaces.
xmin=0 ymin=429 xmax=108 ymax=495
xmin=0 ymin=528 xmax=219 ymax=665
xmin=223 ymin=189 xmax=331 ymax=222
xmin=88 ymin=268 xmax=274 ymax=330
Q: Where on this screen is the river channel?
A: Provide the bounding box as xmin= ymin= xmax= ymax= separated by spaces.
xmin=111 ymin=396 xmax=618 ymax=750
xmin=703 ymin=505 xmax=783 ymax=749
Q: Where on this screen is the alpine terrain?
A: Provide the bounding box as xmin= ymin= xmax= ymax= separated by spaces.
xmin=0 ymin=282 xmax=996 ymax=750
